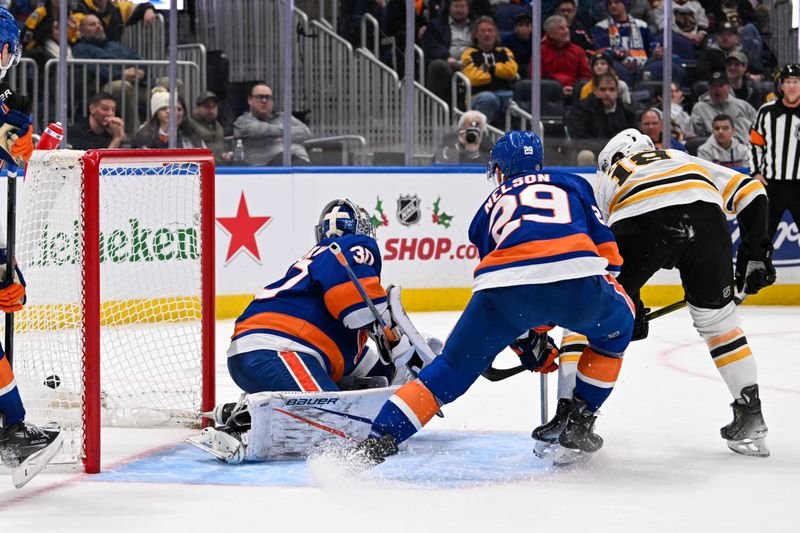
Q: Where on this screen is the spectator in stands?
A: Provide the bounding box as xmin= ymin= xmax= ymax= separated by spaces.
xmin=461 ymin=16 xmax=518 ymax=125
xmin=421 ymin=0 xmax=475 ymax=103
xmin=555 ymin=0 xmax=593 ymax=51
xmin=701 ymin=0 xmax=765 ymax=66
xmin=639 ymin=107 xmax=686 ymax=151
xmin=501 ymin=13 xmax=532 ymax=79
xmin=725 ymin=51 xmax=766 ymax=109
xmin=592 ymin=0 xmax=652 ymax=84
xmin=697 ymin=113 xmax=749 ymax=167
xmin=658 ymin=82 xmax=695 ymax=140
xmin=233 ymin=82 xmax=311 ymax=166
xmin=74 ymin=0 xmax=156 ymax=43
xmin=8 ymin=0 xmax=37 ymax=25
xmin=21 ymin=0 xmax=78 ymax=50
xmin=696 ymin=21 xmax=763 ymax=81
xmin=433 ymin=109 xmax=492 ymax=164
xmin=579 ymin=51 xmax=631 ymax=105
xmin=73 ymin=13 xmax=145 ymax=137
xmin=649 ymin=0 xmax=709 ymax=47
xmin=190 ymin=91 xmax=231 ymax=165
xmin=541 ymin=14 xmax=591 ymax=98
xmin=691 ymin=70 xmax=756 ymax=144
xmin=67 ymin=91 xmax=128 ymax=149
xmin=567 ymin=72 xmax=636 ymax=139
xmin=132 ymin=87 xmax=205 ymax=149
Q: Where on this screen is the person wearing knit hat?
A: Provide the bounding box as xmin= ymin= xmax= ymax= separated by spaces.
xmin=591 ymin=0 xmax=652 ymax=84
xmin=132 ymin=87 xmax=207 ymax=149
xmin=579 ymin=50 xmax=631 ymax=104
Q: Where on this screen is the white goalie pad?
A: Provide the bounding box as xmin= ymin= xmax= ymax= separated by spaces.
xmin=386 ymin=284 xmax=439 ymax=369
xmin=243 ymin=386 xmax=399 ymax=461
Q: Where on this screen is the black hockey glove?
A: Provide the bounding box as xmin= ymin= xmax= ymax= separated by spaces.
xmin=735 ymin=247 xmax=776 ymax=295
xmin=510 ymin=330 xmax=559 ymax=373
xmin=631 ymin=299 xmax=650 ymax=342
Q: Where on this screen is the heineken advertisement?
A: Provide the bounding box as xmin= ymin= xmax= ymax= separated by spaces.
xmin=34 ymin=218 xmax=199 ymax=266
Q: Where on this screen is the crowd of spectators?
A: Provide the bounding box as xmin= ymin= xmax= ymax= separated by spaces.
xmin=341 ymin=0 xmax=778 ymax=166
xmin=0 ymin=0 xmax=785 ymax=168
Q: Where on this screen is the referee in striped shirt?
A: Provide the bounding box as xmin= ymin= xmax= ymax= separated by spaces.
xmin=749 ymin=63 xmax=800 ymax=240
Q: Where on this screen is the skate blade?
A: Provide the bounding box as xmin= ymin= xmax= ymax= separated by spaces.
xmin=552 ymin=446 xmax=595 ymax=466
xmin=532 ymin=440 xmax=558 ymax=459
xmin=727 ymin=437 xmax=770 ymax=457
xmin=11 ymin=432 xmax=65 ymax=489
xmin=185 ymin=430 xmax=244 ymax=464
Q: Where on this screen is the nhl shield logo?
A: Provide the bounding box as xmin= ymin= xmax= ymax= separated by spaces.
xmin=396 ymin=194 xmax=422 ymax=226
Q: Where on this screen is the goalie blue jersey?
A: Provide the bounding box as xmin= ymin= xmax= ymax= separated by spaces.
xmin=469 ymin=170 xmax=623 ymax=291
xmin=228 ymin=234 xmax=386 ymax=383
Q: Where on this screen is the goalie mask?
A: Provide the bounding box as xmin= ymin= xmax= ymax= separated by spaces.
xmin=0 ymin=9 xmax=20 ymax=80
xmin=315 ymin=198 xmax=376 ymax=243
xmin=487 ymin=130 xmax=544 ymax=186
xmin=597 ymin=128 xmax=655 ymax=178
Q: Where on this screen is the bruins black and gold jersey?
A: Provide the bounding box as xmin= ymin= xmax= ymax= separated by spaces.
xmin=596 ymin=149 xmax=766 ymax=226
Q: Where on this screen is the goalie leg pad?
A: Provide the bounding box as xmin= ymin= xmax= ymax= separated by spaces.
xmin=243 ymin=387 xmax=398 ymax=461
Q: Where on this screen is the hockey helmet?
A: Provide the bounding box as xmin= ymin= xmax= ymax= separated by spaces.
xmin=487 ymin=130 xmax=543 ymax=185
xmin=315 ymin=198 xmax=376 ymax=243
xmin=0 ymin=8 xmax=20 ymax=79
xmin=775 ymin=63 xmax=800 ymax=96
xmin=597 ymin=128 xmax=655 ymax=177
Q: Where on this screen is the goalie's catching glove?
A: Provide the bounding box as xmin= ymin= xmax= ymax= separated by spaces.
xmin=735 ymin=246 xmax=776 ymax=296
xmin=510 ymin=330 xmax=559 ymax=373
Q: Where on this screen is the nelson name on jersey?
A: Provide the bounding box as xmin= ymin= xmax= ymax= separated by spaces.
xmin=470 ymin=170 xmax=623 ymax=291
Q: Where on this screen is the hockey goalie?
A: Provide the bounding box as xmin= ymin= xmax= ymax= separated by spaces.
xmin=187 ymin=199 xmax=441 ymax=463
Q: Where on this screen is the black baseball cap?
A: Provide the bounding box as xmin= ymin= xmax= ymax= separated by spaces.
xmin=717 ymin=21 xmax=738 ymax=34
xmin=709 ymin=71 xmax=729 ymax=85
xmin=195 ymin=91 xmax=219 ymax=106
xmin=515 ymin=13 xmax=532 ymax=25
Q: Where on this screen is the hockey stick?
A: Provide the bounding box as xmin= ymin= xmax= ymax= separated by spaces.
xmin=484 ymin=298 xmax=694 ymax=384
xmin=327 ymin=242 xmax=443 ymax=417
xmin=5 ymin=162 xmax=17 ymax=366
xmin=328 ymin=242 xmax=397 ymax=343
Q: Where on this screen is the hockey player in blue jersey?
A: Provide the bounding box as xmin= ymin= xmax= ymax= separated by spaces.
xmin=345 ymin=131 xmax=636 ymax=467
xmin=0 ymin=6 xmax=63 ymax=489
xmin=188 ymin=198 xmax=441 ymax=462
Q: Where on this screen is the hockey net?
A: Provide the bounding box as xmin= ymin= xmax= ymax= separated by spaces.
xmin=9 ymin=149 xmax=215 ymax=473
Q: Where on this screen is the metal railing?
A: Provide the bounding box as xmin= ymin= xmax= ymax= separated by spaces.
xmin=177 ymin=43 xmax=207 ymax=96
xmin=360 ymin=13 xmax=381 ymax=59
xmin=42 ymin=58 xmax=201 ymax=132
xmin=121 ymin=13 xmax=166 ymax=60
xmin=6 ymin=58 xmax=39 ymax=130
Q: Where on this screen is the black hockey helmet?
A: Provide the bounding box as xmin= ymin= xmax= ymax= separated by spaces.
xmin=775 ymin=63 xmax=800 ymax=96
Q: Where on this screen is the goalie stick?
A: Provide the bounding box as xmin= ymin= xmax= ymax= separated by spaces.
xmin=4 ymin=161 xmax=16 ymax=365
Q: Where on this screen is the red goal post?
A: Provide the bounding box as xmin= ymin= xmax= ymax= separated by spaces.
xmin=13 ymin=149 xmax=215 ymax=473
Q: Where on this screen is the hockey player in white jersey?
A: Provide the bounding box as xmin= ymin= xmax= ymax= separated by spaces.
xmin=0 ymin=7 xmax=63 ymax=489
xmin=534 ymin=129 xmax=774 ymax=457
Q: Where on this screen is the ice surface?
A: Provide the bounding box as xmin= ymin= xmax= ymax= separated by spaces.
xmin=1 ymin=308 xmax=797 ymax=532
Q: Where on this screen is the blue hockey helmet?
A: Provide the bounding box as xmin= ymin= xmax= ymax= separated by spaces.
xmin=487 ymin=130 xmax=543 ymax=185
xmin=0 ymin=8 xmax=20 ymax=79
xmin=315 ymin=198 xmax=376 ymax=243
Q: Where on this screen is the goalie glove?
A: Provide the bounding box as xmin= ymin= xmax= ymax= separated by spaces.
xmin=735 ymin=247 xmax=776 ymax=296
xmin=509 ymin=330 xmax=558 ymax=374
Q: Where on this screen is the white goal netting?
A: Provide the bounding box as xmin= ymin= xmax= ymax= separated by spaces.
xmin=8 ymin=149 xmax=212 ymax=469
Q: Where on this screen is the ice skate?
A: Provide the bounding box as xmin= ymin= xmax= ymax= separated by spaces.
xmin=531 ymin=398 xmax=572 ymax=458
xmin=203 ymin=393 xmax=250 ymax=430
xmin=186 ymin=426 xmax=246 ymax=464
xmin=721 ymin=384 xmax=769 ymax=458
xmin=0 ymin=421 xmax=64 ymax=489
xmin=553 ymin=398 xmax=603 ymax=466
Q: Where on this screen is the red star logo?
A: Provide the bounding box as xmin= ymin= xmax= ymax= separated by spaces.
xmin=216 ymin=192 xmax=272 ymax=263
